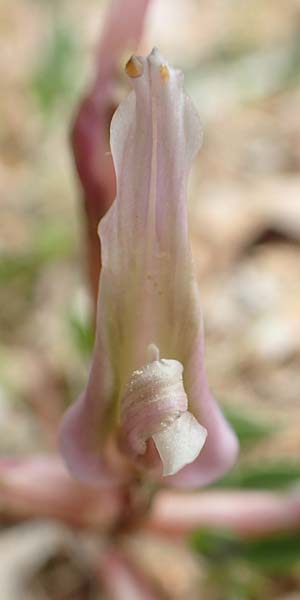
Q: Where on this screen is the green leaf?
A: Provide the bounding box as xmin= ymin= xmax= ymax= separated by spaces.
xmin=32 ymin=26 xmax=79 ymax=115
xmin=0 ymin=222 xmax=74 ymax=284
xmin=212 ymin=462 xmax=300 ymax=491
xmin=242 ymin=533 xmax=300 ymax=570
xmin=190 ymin=529 xmax=238 ymax=560
xmin=69 ymin=314 xmax=94 ymax=358
xmin=190 ymin=529 xmax=300 ymax=572
xmin=223 ymin=406 xmax=275 ymax=447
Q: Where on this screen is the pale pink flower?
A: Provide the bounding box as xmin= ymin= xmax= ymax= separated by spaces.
xmin=60 ymin=49 xmax=238 ymax=487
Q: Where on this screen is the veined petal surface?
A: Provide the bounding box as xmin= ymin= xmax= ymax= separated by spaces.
xmin=60 ymin=49 xmax=238 ymax=486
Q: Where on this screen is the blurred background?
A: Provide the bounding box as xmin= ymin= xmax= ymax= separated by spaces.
xmin=0 ymin=0 xmax=300 ymax=598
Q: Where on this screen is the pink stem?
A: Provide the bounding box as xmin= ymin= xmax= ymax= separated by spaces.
xmin=99 ymin=546 xmax=159 ymax=600
xmin=71 ymin=0 xmax=151 ymax=306
xmin=0 ymin=456 xmax=122 ymax=529
xmin=145 ymin=489 xmax=300 ymax=538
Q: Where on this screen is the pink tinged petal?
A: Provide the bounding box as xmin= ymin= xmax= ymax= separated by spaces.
xmin=60 ymin=349 xmax=115 ymax=485
xmin=109 ymin=49 xmax=237 ymax=482
xmin=59 ymin=373 xmax=130 ymax=486
xmin=61 ymin=1 xmax=151 ymax=484
xmin=61 ymin=49 xmax=238 ymax=484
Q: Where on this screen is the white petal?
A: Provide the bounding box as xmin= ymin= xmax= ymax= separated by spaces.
xmin=152 ymin=412 xmax=207 ymax=477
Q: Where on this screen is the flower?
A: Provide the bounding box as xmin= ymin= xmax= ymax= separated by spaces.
xmin=60 ymin=49 xmax=238 ymax=487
